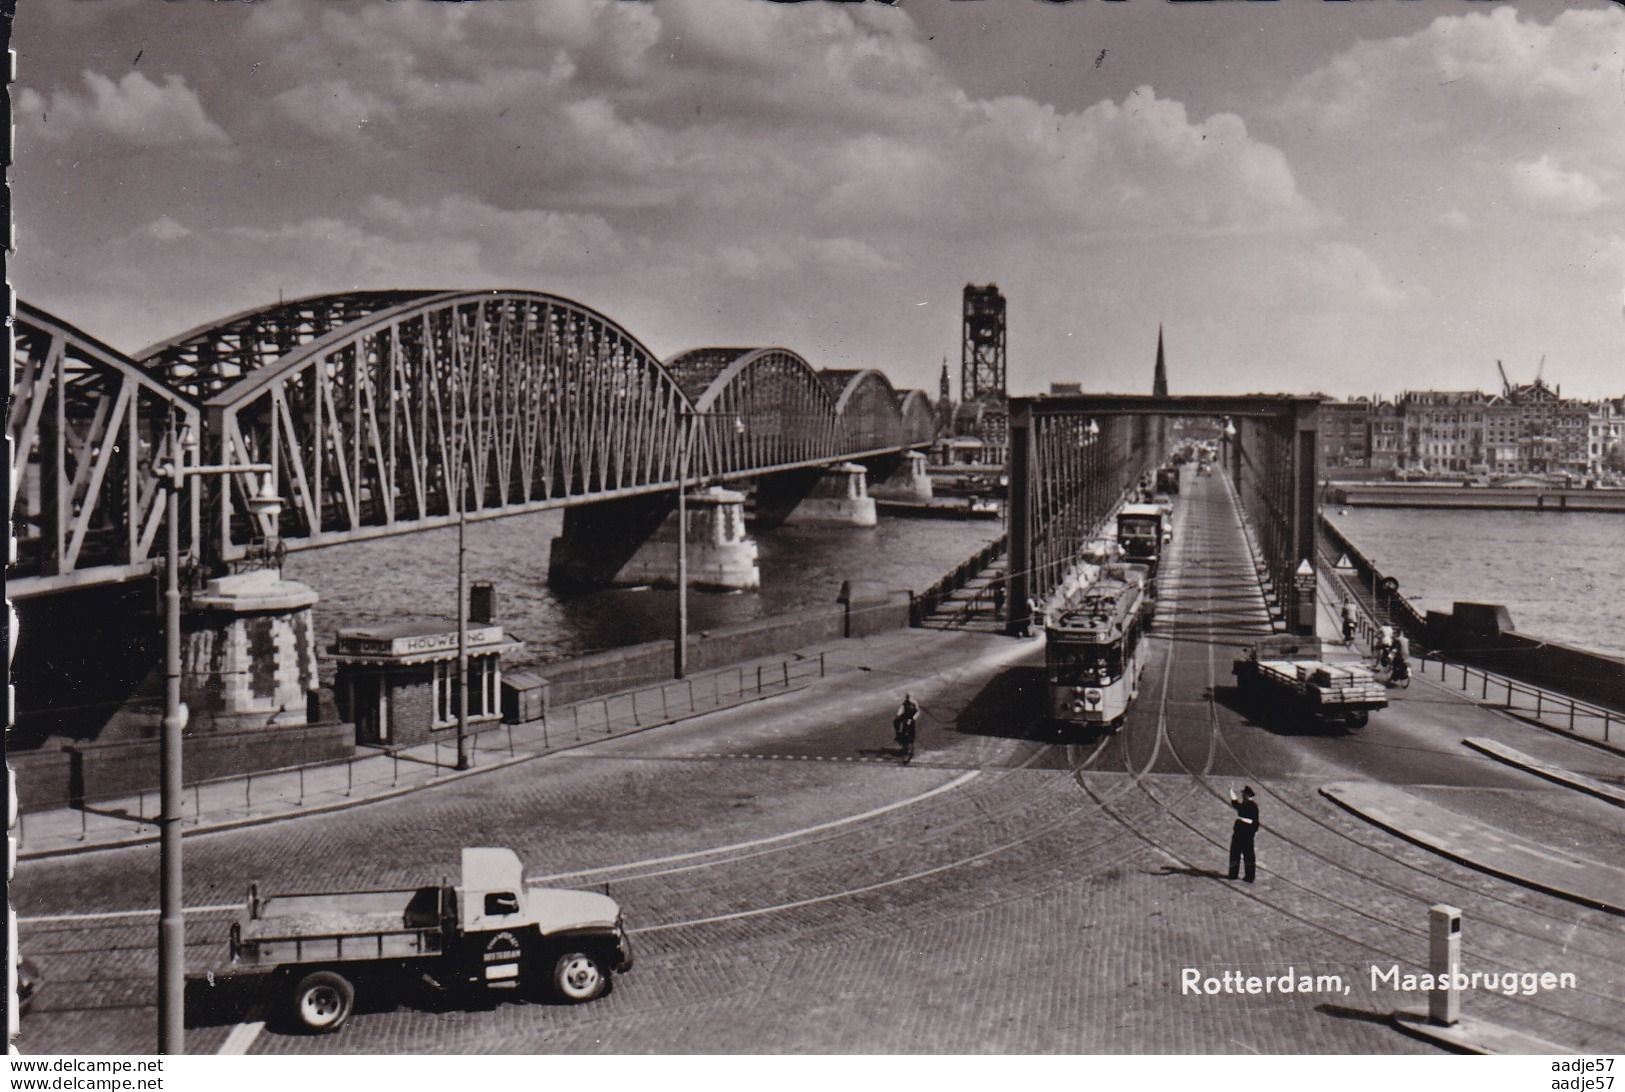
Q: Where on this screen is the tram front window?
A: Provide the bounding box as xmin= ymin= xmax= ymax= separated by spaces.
xmin=1048 ymin=642 xmax=1123 ymax=686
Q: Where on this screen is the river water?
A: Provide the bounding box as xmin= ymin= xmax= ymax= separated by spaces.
xmin=1325 ymin=508 xmax=1625 ymax=659
xmin=284 ymin=508 xmax=1003 ymax=677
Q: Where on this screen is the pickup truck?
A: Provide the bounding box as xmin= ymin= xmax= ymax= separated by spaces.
xmin=229 ymin=847 xmax=632 ymax=1033
xmin=1232 ymin=636 xmax=1387 ymax=729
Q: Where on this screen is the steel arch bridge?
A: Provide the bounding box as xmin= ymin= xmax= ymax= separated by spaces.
xmin=10 ymin=291 xmax=934 ymax=597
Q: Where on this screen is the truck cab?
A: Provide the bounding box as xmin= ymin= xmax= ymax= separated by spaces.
xmin=455 ymin=848 xmax=628 ymax=994
xmin=232 ymin=846 xmax=632 ymax=1033
xmin=1116 ymin=504 xmax=1166 ymax=562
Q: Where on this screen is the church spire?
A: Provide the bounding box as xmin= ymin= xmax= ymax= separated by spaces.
xmin=1153 ymin=325 xmax=1169 ymax=397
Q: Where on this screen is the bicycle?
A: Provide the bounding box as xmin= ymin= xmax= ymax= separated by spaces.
xmin=1387 ymin=658 xmax=1411 ymax=689
xmin=893 ymin=715 xmax=917 ymax=765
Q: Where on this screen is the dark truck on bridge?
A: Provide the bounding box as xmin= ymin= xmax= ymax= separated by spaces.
xmin=229 ymin=847 xmax=632 ymax=1033
xmin=1232 ymin=636 xmax=1387 ymax=729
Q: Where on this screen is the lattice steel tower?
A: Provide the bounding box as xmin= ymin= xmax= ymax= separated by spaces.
xmin=961 ymin=284 xmax=1007 ymax=401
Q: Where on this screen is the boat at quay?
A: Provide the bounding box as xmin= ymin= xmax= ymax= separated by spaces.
xmin=1331 ymin=482 xmax=1625 ymax=512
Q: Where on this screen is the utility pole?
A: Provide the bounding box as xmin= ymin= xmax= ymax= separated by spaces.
xmin=455 ymin=375 xmax=471 ymax=770
xmin=155 ymin=426 xmax=278 ymax=1054
xmin=675 ymin=409 xmax=692 ymax=679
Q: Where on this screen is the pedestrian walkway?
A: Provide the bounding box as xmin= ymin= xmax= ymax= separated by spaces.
xmin=13 ymin=647 xmax=840 ymax=860
xmin=1315 ymin=568 xmax=1619 ymax=753
xmin=1319 ymin=781 xmax=1625 ymax=914
xmin=1391 ymin=1010 xmax=1573 ymax=1055
xmin=1462 ymin=737 xmax=1625 ymax=807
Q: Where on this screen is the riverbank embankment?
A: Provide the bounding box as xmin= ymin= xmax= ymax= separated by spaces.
xmin=1332 ymin=482 xmax=1625 ymax=512
xmin=1321 ymin=516 xmax=1624 ymax=717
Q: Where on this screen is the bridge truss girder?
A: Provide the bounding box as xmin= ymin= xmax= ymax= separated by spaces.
xmin=1006 ymin=394 xmax=1319 ymax=636
xmin=203 ymin=291 xmax=693 ymax=564
xmin=15 ymin=294 xmax=933 ymax=590
xmin=9 ymin=304 xmax=201 ymax=596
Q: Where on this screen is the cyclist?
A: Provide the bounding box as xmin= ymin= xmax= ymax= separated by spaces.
xmin=894 ymin=693 xmax=920 ymax=759
xmin=1374 ymin=624 xmax=1395 ymax=668
xmin=1389 ymin=633 xmax=1411 ymax=687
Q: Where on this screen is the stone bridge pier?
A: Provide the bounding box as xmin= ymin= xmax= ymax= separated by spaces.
xmin=549 ymin=488 xmax=761 ymax=591
xmin=867 ymin=451 xmax=933 ymax=501
xmin=181 ymin=568 xmax=322 ymax=730
xmin=9 ymin=568 xmax=322 ymax=747
xmin=753 ymin=463 xmax=878 ymax=528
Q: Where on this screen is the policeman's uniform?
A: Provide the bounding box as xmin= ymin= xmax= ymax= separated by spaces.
xmin=1228 ymin=788 xmax=1259 ymax=883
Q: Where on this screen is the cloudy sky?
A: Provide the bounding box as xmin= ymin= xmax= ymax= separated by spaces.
xmin=13 ymin=0 xmax=1625 ymax=400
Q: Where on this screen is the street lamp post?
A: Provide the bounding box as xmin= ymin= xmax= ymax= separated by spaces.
xmin=155 ymin=432 xmax=279 ymax=1054
xmin=675 ymin=411 xmax=693 ymax=679
xmin=455 ymin=499 xmax=470 ymax=769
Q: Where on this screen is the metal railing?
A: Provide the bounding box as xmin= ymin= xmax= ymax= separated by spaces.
xmin=22 ymin=652 xmax=829 ymax=847
xmin=911 ymin=535 xmax=1007 ymax=626
xmin=1415 ymin=652 xmax=1617 ymax=745
xmin=1318 ymin=513 xmax=1614 ymax=746
xmin=1318 ymin=515 xmax=1426 ymax=637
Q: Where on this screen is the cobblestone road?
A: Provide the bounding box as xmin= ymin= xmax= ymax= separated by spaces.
xmin=14 ymin=471 xmax=1622 ymax=1054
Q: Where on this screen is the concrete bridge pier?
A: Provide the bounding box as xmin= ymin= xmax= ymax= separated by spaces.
xmin=182 ymin=568 xmax=321 ymax=730
xmin=778 ymin=463 xmax=878 ymax=527
xmin=868 ymin=451 xmax=934 ymax=501
xmin=549 ymin=488 xmax=761 ymax=591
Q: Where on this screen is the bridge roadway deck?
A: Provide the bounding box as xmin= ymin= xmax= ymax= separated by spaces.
xmin=11 ymin=468 xmax=1623 ymax=1055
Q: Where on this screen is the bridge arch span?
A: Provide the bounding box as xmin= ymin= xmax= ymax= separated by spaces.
xmin=896 ymin=389 xmax=938 ymax=447
xmin=664 ymin=347 xmax=842 ymax=479
xmin=10 ymin=303 xmax=201 ymax=594
xmin=138 ymin=290 xmax=442 ymax=402
xmin=822 ymin=369 xmax=906 ymax=453
xmin=205 ymin=290 xmax=691 ymax=559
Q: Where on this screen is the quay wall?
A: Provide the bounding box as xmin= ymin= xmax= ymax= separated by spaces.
xmin=524 ymin=586 xmax=911 ymax=710
xmin=1321 ymin=515 xmax=1625 ymax=714
xmin=11 ymin=584 xmax=915 ymax=810
xmin=1421 ymin=606 xmax=1625 ymax=715
xmin=1333 ymin=484 xmax=1625 ymax=512
xmin=14 ymin=721 xmax=355 ymax=813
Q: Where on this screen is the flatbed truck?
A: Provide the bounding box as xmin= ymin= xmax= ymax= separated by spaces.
xmin=229 ymin=847 xmax=632 ymax=1033
xmin=1232 ymin=636 xmax=1387 ymax=729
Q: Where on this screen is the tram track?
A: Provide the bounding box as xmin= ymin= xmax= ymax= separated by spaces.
xmin=612 ymin=532 xmax=1218 ymax=941
xmin=1107 ymin=472 xmax=1623 ymax=1042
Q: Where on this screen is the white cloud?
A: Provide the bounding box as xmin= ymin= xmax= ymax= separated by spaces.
xmin=1509 ymin=156 xmax=1608 ymax=217
xmin=138 ymin=216 xmax=191 ymax=241
xmin=360 ymin=195 xmax=628 ymax=268
xmin=18 ymin=70 xmax=229 ymax=148
xmin=1439 ymin=208 xmax=1471 ymax=232
xmin=1290 ymin=242 xmax=1410 ymax=310
xmin=223 ymin=0 xmax=1314 ymax=241
xmin=1284 ymin=9 xmax=1625 ymax=205
xmin=272 ymin=80 xmax=398 ymax=141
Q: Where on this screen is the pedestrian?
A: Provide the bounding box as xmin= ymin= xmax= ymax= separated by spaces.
xmin=992 ymin=580 xmax=1006 ymax=616
xmin=1227 ymin=785 xmax=1259 ymax=883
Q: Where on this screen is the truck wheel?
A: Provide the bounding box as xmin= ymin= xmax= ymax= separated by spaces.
xmin=551 ymin=951 xmax=608 ymax=1003
xmin=292 ymin=970 xmax=355 ymax=1033
xmin=1349 ymin=711 xmax=1369 ymax=729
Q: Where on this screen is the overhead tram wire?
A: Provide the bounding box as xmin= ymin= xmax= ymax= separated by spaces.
xmin=1076 ymin=480 xmax=1623 ymax=1037
xmin=1130 ymin=480 xmax=1625 ymax=1023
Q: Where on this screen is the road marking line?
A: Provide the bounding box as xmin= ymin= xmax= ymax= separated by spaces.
xmin=17 ymin=903 xmax=239 ymax=924
xmin=218 ymin=1020 xmax=264 ymax=1055
xmin=535 ymin=770 xmax=982 ymax=882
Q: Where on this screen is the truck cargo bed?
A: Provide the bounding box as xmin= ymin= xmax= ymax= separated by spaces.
xmin=234 ymin=885 xmax=448 ymax=966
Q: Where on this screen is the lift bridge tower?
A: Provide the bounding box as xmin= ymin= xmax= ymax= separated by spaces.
xmin=961 ymin=283 xmax=1007 ymax=401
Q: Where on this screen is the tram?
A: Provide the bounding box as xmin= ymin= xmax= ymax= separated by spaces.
xmin=1044 ymin=564 xmax=1150 ymax=730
